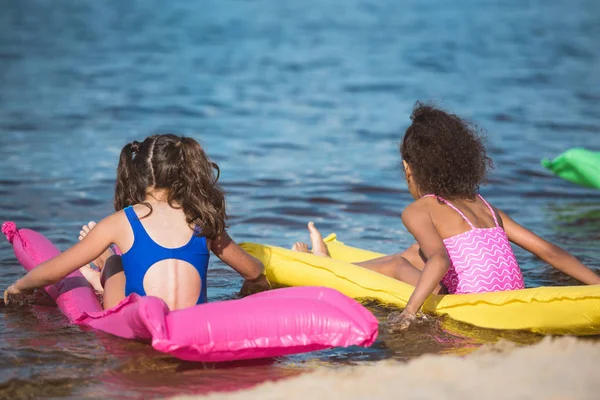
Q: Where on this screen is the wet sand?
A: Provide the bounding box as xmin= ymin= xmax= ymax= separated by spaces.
xmin=174 ymin=337 xmax=600 ymax=400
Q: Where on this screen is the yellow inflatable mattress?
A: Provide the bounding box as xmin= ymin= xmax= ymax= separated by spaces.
xmin=241 ymin=234 xmax=600 ymax=336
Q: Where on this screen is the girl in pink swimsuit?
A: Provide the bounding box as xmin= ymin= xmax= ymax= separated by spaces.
xmin=292 ymin=102 xmax=600 ymax=330
xmin=421 ymin=193 xmax=524 ymax=294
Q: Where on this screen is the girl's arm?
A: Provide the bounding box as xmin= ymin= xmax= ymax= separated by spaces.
xmin=402 ymin=202 xmax=451 ymax=315
xmin=210 ymin=231 xmax=270 ymax=294
xmin=498 ymin=209 xmax=600 ymax=285
xmin=5 ymin=214 xmax=120 ymax=297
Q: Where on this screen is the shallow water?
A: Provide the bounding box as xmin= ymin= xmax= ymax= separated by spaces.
xmin=1 ymin=0 xmax=599 ymax=398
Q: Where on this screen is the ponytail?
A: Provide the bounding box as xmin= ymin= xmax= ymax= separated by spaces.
xmin=168 ymin=136 xmax=227 ymax=239
xmin=113 ymin=140 xmax=148 ymax=211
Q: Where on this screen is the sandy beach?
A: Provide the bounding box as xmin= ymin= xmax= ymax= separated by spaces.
xmin=175 ymin=337 xmax=600 ymax=400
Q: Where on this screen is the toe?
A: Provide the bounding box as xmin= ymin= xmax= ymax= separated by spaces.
xmin=292 ymin=242 xmax=310 ymax=252
xmin=307 ymin=221 xmax=322 ymax=237
xmin=79 ymin=221 xmax=97 ymax=240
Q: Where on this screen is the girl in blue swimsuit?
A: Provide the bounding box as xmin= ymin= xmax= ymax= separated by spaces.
xmin=5 ymin=134 xmax=270 ymax=310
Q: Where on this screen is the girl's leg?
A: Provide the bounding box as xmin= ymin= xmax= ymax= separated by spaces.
xmin=397 ymin=243 xmax=426 ymax=270
xmin=355 ymin=253 xmax=444 ymax=294
xmin=291 ymin=221 xmax=329 ymax=256
xmin=292 ymin=223 xmax=444 ymax=294
xmin=355 ymin=243 xmax=425 ymax=270
xmin=355 ymin=253 xmax=422 ymax=285
xmin=100 ymin=255 xmax=126 ymax=309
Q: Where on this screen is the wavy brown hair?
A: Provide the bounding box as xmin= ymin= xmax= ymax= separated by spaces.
xmin=400 ymin=102 xmax=493 ymax=200
xmin=114 ymin=134 xmax=227 ymax=239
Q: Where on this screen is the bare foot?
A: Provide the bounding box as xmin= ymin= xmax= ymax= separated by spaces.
xmin=308 ymin=221 xmax=330 ymax=257
xmin=79 ymin=222 xmax=114 ymax=270
xmin=79 ymin=266 xmax=103 ymax=293
xmin=78 ymin=221 xmax=113 ymax=293
xmin=291 ymin=242 xmax=310 ymax=253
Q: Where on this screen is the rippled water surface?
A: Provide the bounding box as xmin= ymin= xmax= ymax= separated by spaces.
xmin=1 ymin=0 xmax=600 ymax=398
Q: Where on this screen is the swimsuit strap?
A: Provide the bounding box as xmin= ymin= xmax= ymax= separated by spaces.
xmin=477 ymin=194 xmax=499 ymax=227
xmin=423 ymin=194 xmax=476 ymax=229
xmin=124 ymin=206 xmax=144 ymax=231
xmin=123 ymin=206 xmax=153 ymax=243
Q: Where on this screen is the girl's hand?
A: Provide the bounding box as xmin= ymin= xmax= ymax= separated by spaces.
xmin=387 ymin=309 xmax=416 ymax=332
xmin=3 ymin=282 xmax=32 ymax=305
xmin=239 ymin=275 xmax=271 ymax=297
xmin=3 ymin=214 xmax=120 ymax=299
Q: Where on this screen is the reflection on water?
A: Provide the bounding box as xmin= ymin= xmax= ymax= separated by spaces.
xmin=1 ymin=0 xmax=599 ymax=398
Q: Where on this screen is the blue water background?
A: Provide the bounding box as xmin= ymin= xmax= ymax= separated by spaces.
xmin=1 ymin=0 xmax=599 ymax=398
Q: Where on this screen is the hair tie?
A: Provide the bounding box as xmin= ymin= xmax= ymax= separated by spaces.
xmin=131 ymin=141 xmax=140 ymax=153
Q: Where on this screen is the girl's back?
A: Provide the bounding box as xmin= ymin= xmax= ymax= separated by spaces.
xmin=420 ymin=194 xmax=523 ymax=294
xmin=424 ymin=195 xmax=497 ymax=238
xmin=115 ymin=203 xmax=209 ymax=310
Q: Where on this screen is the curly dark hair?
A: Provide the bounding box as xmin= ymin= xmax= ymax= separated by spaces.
xmin=114 ymin=134 xmax=227 ymax=239
xmin=400 ymin=102 xmax=493 ymax=199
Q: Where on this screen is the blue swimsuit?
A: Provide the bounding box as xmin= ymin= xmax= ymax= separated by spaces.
xmin=121 ymin=206 xmax=209 ymax=304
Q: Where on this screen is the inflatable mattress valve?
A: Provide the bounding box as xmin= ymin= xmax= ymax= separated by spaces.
xmin=2 ymin=221 xmax=18 ymax=244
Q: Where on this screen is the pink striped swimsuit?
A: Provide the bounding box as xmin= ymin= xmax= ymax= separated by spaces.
xmin=425 ymin=194 xmax=525 ymax=294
